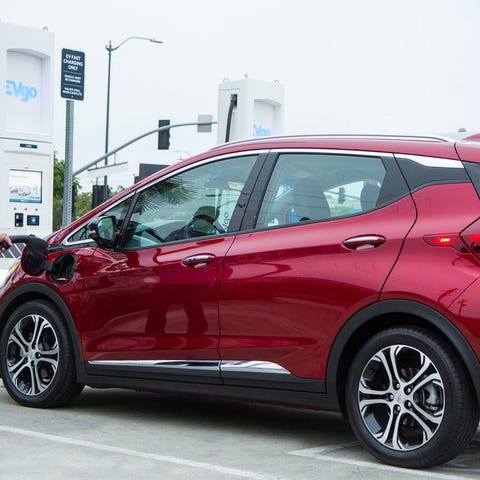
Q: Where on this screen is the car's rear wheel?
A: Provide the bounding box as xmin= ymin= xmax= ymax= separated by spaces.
xmin=0 ymin=300 xmax=84 ymax=408
xmin=345 ymin=326 xmax=479 ymax=468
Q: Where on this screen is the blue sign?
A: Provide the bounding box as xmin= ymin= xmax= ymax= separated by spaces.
xmin=5 ymin=80 xmax=38 ymax=102
xmin=61 ymin=48 xmax=85 ymax=100
xmin=252 ymin=124 xmax=272 ymax=137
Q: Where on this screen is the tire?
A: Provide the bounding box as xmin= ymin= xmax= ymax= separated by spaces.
xmin=0 ymin=300 xmax=84 ymax=408
xmin=345 ymin=326 xmax=479 ymax=468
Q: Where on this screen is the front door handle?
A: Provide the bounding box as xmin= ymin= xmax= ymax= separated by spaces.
xmin=343 ymin=235 xmax=386 ymax=250
xmin=182 ymin=254 xmax=216 ymax=268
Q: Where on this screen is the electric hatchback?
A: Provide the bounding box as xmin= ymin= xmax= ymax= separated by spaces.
xmin=2 ymin=134 xmax=480 ymax=468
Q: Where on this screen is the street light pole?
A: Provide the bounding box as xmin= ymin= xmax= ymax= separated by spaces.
xmin=101 ymin=36 xmax=163 ymax=203
xmin=105 ymin=40 xmax=113 ymax=156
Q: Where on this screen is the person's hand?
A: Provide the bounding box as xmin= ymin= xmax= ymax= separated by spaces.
xmin=0 ymin=234 xmax=12 ymax=253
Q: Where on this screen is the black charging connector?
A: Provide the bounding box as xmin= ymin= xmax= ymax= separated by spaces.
xmin=225 ymin=94 xmax=238 ymax=143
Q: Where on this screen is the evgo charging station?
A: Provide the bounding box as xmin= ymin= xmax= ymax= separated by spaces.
xmin=0 ymin=22 xmax=54 ymax=273
xmin=0 ymin=22 xmax=54 ymax=239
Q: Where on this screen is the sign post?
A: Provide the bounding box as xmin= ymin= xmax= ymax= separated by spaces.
xmin=60 ymin=49 xmax=85 ymax=226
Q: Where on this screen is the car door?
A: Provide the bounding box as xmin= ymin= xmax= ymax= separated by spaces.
xmin=77 ymin=154 xmax=260 ymax=383
xmin=218 ymin=151 xmax=416 ymax=389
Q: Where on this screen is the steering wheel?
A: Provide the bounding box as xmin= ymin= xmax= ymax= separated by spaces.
xmin=186 ymin=215 xmax=224 ymax=237
xmin=142 ymin=227 xmax=165 ymax=243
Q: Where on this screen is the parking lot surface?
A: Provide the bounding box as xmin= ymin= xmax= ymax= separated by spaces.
xmin=1 ymin=383 xmax=479 ymax=480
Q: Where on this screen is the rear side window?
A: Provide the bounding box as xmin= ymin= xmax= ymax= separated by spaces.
xmin=396 ymin=155 xmax=469 ymax=191
xmin=463 ymin=162 xmax=480 ymax=199
xmin=256 ymin=153 xmax=394 ymax=228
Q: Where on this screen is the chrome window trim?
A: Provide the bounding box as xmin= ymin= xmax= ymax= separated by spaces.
xmin=397 ymin=154 xmax=464 ymax=169
xmin=63 ymin=237 xmax=98 ymax=247
xmin=269 ymin=148 xmax=395 ymax=158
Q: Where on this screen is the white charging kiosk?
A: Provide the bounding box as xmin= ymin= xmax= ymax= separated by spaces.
xmin=0 ymin=22 xmax=54 ymax=236
xmin=0 ymin=22 xmax=54 ymax=273
xmin=217 ymin=78 xmax=284 ymax=144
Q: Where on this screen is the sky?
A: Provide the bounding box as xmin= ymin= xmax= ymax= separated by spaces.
xmin=2 ymin=0 xmax=480 ymax=190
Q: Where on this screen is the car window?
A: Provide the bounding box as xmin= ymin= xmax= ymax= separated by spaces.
xmin=256 ymin=153 xmax=386 ymax=228
xmin=66 ymin=197 xmax=133 ymax=244
xmin=122 ymin=155 xmax=257 ymax=248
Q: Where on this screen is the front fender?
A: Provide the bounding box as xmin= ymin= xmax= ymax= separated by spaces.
xmin=0 ymin=282 xmax=86 ymax=381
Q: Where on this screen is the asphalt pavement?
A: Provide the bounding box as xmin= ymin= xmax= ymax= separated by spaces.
xmin=1 ymin=382 xmax=479 ymax=480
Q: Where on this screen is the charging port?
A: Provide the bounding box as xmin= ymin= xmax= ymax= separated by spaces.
xmin=48 ymin=254 xmax=77 ymax=284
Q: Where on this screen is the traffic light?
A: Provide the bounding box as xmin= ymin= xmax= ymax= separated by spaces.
xmin=92 ymin=184 xmax=108 ymax=208
xmin=158 ymin=119 xmax=170 ymax=150
xmin=339 ymin=187 xmax=346 ymax=204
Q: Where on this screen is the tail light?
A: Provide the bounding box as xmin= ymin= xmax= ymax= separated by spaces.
xmin=460 ymin=219 xmax=480 ymax=259
xmin=424 ymin=234 xmax=466 ymax=252
xmin=423 ymin=218 xmax=480 ymax=260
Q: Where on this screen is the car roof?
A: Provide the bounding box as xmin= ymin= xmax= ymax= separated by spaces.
xmin=130 ymin=133 xmax=480 ymax=195
xmin=208 ymin=133 xmax=480 ymax=163
xmin=116 ymin=133 xmax=480 ymax=199
xmin=208 ymin=134 xmax=461 ymax=159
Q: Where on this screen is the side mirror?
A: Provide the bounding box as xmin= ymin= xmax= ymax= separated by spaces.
xmin=88 ymin=216 xmax=116 ymax=247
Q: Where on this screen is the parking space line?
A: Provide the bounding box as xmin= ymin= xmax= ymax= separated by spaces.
xmin=0 ymin=425 xmax=288 ymax=480
xmin=288 ymin=446 xmax=472 ymax=480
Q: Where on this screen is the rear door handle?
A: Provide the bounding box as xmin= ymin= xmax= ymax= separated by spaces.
xmin=343 ymin=235 xmax=386 ymax=250
xmin=182 ymin=254 xmax=216 ymax=268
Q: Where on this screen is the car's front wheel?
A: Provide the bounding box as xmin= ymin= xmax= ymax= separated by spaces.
xmin=0 ymin=300 xmax=84 ymax=408
xmin=345 ymin=326 xmax=479 ymax=468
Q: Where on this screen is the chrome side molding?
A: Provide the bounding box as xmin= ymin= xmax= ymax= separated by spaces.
xmin=88 ymin=359 xmax=291 ymax=375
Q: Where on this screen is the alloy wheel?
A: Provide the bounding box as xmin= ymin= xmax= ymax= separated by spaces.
xmin=6 ymin=313 xmax=59 ymax=396
xmin=358 ymin=344 xmax=444 ymax=451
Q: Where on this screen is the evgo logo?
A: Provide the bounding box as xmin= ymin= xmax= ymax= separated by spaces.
xmin=5 ymin=80 xmax=38 ymax=102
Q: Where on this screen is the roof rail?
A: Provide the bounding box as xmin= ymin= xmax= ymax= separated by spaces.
xmin=211 ymin=133 xmax=454 ymax=149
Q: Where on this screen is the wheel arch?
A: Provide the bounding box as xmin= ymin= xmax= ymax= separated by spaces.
xmin=327 ymin=299 xmax=480 ymax=417
xmin=0 ymin=283 xmax=86 ymax=380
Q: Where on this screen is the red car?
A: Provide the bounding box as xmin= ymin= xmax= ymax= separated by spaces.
xmin=1 ymin=134 xmax=480 ymax=468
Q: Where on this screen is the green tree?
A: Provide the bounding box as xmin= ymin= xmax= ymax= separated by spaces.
xmin=53 ymin=152 xmax=91 ymax=229
xmin=74 ymin=190 xmax=94 ymax=219
xmin=110 ymin=185 xmax=126 ymax=197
